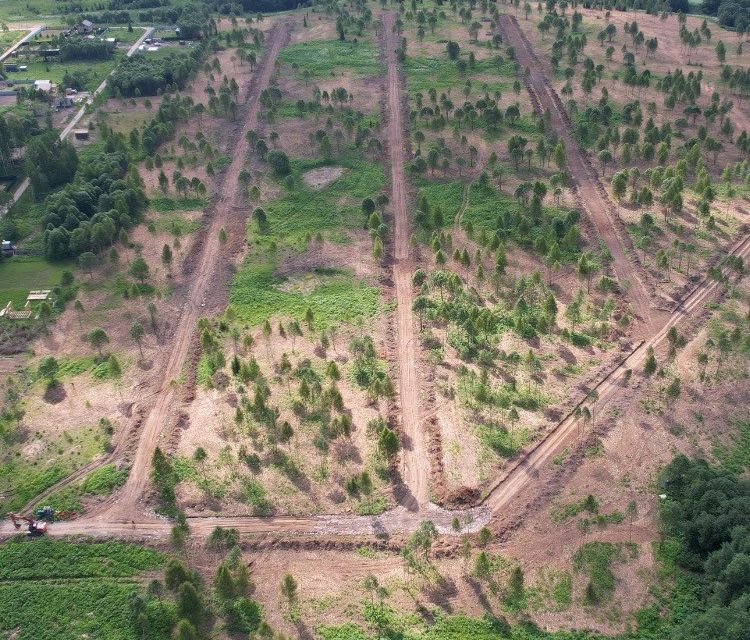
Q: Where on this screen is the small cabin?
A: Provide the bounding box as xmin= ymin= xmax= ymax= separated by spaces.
xmin=73 ymin=129 xmax=89 ymax=141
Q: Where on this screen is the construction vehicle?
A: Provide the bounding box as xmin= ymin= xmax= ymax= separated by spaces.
xmin=9 ymin=513 xmax=48 ymax=536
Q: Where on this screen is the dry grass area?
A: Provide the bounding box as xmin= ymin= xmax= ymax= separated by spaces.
xmin=396 ymin=6 xmax=635 ymax=502
xmin=220 ymin=282 xmax=750 ymax=637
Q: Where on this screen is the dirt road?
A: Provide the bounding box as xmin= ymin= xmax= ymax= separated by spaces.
xmin=383 ymin=12 xmax=429 ymax=508
xmin=101 ymin=22 xmax=290 ymax=520
xmin=499 ymin=15 xmax=662 ymax=333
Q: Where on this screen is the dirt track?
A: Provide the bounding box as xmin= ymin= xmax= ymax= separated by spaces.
xmin=499 ymin=15 xmax=663 ymax=334
xmin=383 ymin=12 xmax=429 ymax=508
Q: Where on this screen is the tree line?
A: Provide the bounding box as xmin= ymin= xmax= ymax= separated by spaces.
xmin=645 ymin=455 xmax=750 ymax=640
xmin=109 ymin=47 xmax=205 ymax=97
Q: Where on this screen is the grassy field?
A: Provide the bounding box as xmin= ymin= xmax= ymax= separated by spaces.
xmin=35 ymin=462 xmax=128 ymax=512
xmin=230 ymin=157 xmax=384 ymax=328
xmin=0 ymin=29 xmax=25 ymax=50
xmin=280 ymin=39 xmax=380 ymax=78
xmin=0 ymin=421 xmax=111 ymax=514
xmin=0 ymin=539 xmax=172 ymax=640
xmin=105 ymin=26 xmax=149 ymax=44
xmin=405 ymin=55 xmax=514 ymax=93
xmin=98 ymin=106 xmax=155 ymax=134
xmin=0 ymin=256 xmax=72 ymax=308
xmin=231 ymin=266 xmax=380 ymax=328
xmin=416 ymin=179 xmax=465 ymax=226
xmin=7 ymin=54 xmax=122 ymax=91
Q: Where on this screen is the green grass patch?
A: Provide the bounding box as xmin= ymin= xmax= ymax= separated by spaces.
xmin=100 ymin=107 xmax=156 ymax=135
xmin=152 ymin=212 xmax=201 ymax=236
xmin=417 ymin=179 xmax=581 ymax=260
xmin=104 ymin=26 xmax=149 ymax=44
xmin=405 ymin=55 xmax=514 ymax=93
xmin=256 ymin=157 xmax=384 ymax=247
xmin=0 ymin=539 xmax=171 ymax=640
xmin=477 ymin=423 xmax=530 ymax=458
xmin=37 ymin=463 xmax=128 ymax=512
xmin=526 ymin=568 xmax=573 ymax=612
xmin=0 ymin=423 xmax=110 ymax=514
xmin=415 ymin=179 xmax=464 ymax=226
xmin=230 ymin=157 xmax=384 ymax=328
xmin=8 ymin=54 xmax=122 ymax=91
xmin=0 ymin=539 xmax=162 ymax=579
xmin=280 ymin=40 xmax=380 ymax=78
xmin=0 ymin=256 xmax=73 ymax=307
xmin=32 ymin=355 xmax=126 ymax=383
xmin=550 ymin=494 xmax=599 ymax=523
xmin=463 ymin=182 xmax=577 ymax=255
xmin=0 ymin=581 xmax=173 ymax=640
xmin=573 ymin=541 xmax=635 ymax=605
xmin=355 ymin=495 xmax=388 ymax=515
xmin=457 ymin=368 xmax=549 ymax=412
xmin=0 ymin=30 xmax=25 ymax=48
xmin=231 ymin=267 xmax=380 ymax=329
xmin=149 ymin=196 xmax=206 ymax=212
xmin=713 ymin=419 xmax=750 ymax=473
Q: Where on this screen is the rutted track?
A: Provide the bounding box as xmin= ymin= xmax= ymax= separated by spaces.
xmin=499 ymin=14 xmax=662 ymax=333
xmin=104 ymin=22 xmax=292 ymax=520
xmin=383 ymin=12 xmax=429 ymax=508
xmin=10 ymin=21 xmax=292 ymax=523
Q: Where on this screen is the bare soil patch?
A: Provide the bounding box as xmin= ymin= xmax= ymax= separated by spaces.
xmin=302 ymin=165 xmax=346 ymax=189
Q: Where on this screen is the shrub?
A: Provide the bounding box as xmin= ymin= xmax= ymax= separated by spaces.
xmin=267 ymin=150 xmax=291 ymax=177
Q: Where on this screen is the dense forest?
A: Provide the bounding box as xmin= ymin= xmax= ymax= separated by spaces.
xmin=0 ymin=105 xmax=43 ymax=176
xmin=643 ymin=456 xmax=750 ymax=640
xmin=236 ymin=0 xmax=309 ymax=11
xmin=702 ymin=0 xmax=750 ymax=29
xmin=42 ymin=132 xmax=147 ymax=260
xmin=74 ymin=2 xmax=210 ymax=27
xmin=58 ymin=37 xmax=116 ymax=61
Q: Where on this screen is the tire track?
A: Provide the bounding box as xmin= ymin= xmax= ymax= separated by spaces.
xmin=104 ymin=22 xmax=291 ymax=520
xmin=483 ymin=230 xmax=750 ymax=514
xmin=5 ymin=15 xmax=750 ymax=543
